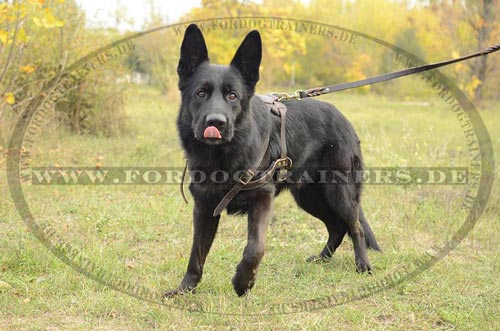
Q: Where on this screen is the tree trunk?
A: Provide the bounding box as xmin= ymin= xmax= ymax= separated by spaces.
xmin=470 ymin=0 xmax=495 ymax=104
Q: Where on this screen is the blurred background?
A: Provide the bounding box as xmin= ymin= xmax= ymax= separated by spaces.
xmin=0 ymin=0 xmax=499 ymax=139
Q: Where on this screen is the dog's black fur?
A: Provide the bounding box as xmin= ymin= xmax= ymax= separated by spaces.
xmin=166 ymin=24 xmax=381 ymax=297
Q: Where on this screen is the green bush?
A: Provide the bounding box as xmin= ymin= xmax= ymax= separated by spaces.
xmin=0 ymin=0 xmax=130 ymax=145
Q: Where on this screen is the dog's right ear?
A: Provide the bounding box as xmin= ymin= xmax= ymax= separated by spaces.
xmin=178 ymin=24 xmax=209 ymax=84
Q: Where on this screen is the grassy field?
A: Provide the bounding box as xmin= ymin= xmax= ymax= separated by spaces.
xmin=1 ymin=86 xmax=499 ymax=330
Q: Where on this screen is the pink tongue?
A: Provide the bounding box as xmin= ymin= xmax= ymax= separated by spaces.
xmin=203 ymin=126 xmax=222 ymax=139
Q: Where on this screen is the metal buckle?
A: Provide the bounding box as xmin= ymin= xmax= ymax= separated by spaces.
xmin=238 ymin=170 xmax=254 ymax=185
xmin=276 ymin=157 xmax=293 ymax=170
xmin=276 ymin=157 xmax=293 ymax=182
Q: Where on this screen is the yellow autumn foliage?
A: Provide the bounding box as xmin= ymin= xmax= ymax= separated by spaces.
xmin=3 ymin=93 xmax=15 ymax=105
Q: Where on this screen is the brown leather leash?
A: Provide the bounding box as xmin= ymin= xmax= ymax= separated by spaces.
xmin=181 ymin=42 xmax=500 ymax=216
xmin=273 ymin=43 xmax=500 ymax=101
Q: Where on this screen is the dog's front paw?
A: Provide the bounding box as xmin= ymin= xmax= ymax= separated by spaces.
xmin=232 ymin=275 xmax=255 ymax=297
xmin=231 ymin=268 xmax=256 ymax=297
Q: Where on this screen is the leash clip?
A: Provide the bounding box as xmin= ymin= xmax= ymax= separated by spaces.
xmin=272 ymin=90 xmax=304 ymax=101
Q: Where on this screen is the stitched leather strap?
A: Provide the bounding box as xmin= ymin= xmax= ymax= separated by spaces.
xmin=212 ymin=134 xmax=270 ymax=217
xmin=240 ymin=157 xmax=292 ymax=191
xmin=212 ymin=169 xmax=256 ymax=217
xmin=212 ymin=95 xmax=291 ymax=216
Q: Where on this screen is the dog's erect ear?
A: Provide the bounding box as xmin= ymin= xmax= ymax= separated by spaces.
xmin=178 ymin=24 xmax=209 ymax=83
xmin=230 ymin=30 xmax=262 ymax=90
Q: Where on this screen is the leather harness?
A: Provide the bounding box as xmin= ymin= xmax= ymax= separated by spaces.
xmin=180 ymin=94 xmax=292 ymax=217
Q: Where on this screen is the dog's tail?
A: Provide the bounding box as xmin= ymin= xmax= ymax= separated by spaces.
xmin=360 ymin=207 xmax=381 ymax=252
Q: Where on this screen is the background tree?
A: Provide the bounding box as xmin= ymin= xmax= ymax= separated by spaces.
xmin=467 ymin=0 xmax=498 ymax=102
xmin=421 ymin=0 xmax=500 ymax=102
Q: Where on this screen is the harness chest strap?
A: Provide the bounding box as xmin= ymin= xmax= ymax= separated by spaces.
xmin=210 ymin=133 xmax=270 ymax=217
xmin=212 ymin=95 xmax=291 ymax=216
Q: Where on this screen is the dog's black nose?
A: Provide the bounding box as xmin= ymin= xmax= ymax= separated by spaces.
xmin=206 ymin=113 xmax=226 ymax=129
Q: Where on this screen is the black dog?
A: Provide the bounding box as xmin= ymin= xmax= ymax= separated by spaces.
xmin=166 ymin=24 xmax=380 ymax=297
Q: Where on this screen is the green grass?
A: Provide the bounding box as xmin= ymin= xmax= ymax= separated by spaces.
xmin=1 ymin=86 xmax=499 ymax=330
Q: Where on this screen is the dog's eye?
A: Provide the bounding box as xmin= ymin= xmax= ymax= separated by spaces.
xmin=227 ymin=92 xmax=238 ymax=101
xmin=196 ymin=90 xmax=206 ymax=98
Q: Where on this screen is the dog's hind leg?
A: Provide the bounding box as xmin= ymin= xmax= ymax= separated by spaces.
xmin=306 ymin=218 xmax=348 ymax=263
xmin=164 ymin=201 xmax=220 ymax=298
xmin=291 ymin=186 xmax=348 ymax=263
xmin=323 ymin=185 xmax=373 ymax=273
xmin=347 ymin=209 xmax=372 ymax=273
xmin=232 ymin=190 xmax=273 ymax=296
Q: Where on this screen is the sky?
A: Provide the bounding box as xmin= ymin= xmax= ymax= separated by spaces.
xmin=76 ymin=0 xmax=203 ymax=31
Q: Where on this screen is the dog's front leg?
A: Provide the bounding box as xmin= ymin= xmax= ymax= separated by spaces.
xmin=232 ymin=191 xmax=273 ymax=296
xmin=164 ymin=202 xmax=220 ymax=298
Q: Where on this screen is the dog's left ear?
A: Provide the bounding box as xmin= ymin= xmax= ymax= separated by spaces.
xmin=230 ymin=30 xmax=262 ymax=90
